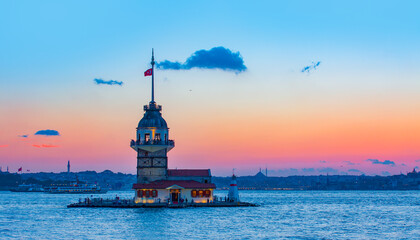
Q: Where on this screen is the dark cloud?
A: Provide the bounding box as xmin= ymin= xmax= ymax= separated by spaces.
xmin=301 ymin=61 xmax=321 ymax=73
xmin=302 ymin=168 xmax=315 ymax=172
xmin=401 ymin=163 xmax=407 ymax=166
xmin=94 ymin=78 xmax=123 ymax=86
xmin=34 ymin=129 xmax=60 ymax=136
xmin=343 ymin=161 xmax=355 ymax=165
xmin=18 ymin=135 xmax=28 ymax=138
xmin=157 ymin=47 xmax=247 ymax=72
xmin=319 ymin=160 xmax=327 ymax=163
xmin=348 ymin=169 xmax=362 ymax=173
xmin=415 ymin=160 xmax=420 ymax=162
xmin=366 ymin=159 xmax=395 ymax=166
xmin=317 ymin=167 xmax=339 ymax=174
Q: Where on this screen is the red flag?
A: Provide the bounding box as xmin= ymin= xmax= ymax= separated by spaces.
xmin=18 ymin=167 xmax=22 ymax=172
xmin=144 ymin=68 xmax=153 ymax=76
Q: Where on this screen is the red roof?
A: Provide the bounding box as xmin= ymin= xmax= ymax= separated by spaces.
xmin=167 ymin=169 xmax=210 ymax=177
xmin=133 ymin=180 xmax=216 ymax=189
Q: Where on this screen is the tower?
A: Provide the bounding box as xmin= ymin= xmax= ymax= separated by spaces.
xmin=130 ymin=49 xmax=174 ymax=183
xmin=228 ymin=174 xmax=240 ymax=202
xmin=67 ymin=160 xmax=70 ymax=173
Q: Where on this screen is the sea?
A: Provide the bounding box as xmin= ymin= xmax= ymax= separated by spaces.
xmin=0 ymin=190 xmax=419 ymax=239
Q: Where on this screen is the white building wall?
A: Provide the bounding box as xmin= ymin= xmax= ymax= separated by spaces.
xmin=134 ymin=189 xmax=214 ymax=203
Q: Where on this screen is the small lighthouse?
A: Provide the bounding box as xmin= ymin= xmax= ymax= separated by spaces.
xmin=228 ymin=174 xmax=240 ymax=202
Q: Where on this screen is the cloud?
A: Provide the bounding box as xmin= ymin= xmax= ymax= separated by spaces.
xmin=366 ymin=159 xmax=395 ymax=166
xmin=157 ymin=46 xmax=247 ymax=72
xmin=271 ymin=168 xmax=300 ymax=176
xmin=94 ymin=78 xmax=123 ymax=86
xmin=348 ymin=169 xmax=362 ymax=173
xmin=317 ymin=167 xmax=339 ymax=174
xmin=319 ymin=160 xmax=327 ymax=163
xmin=18 ymin=135 xmax=28 ymax=138
xmin=343 ymin=161 xmax=355 ymax=165
xmin=381 ymin=171 xmax=391 ymax=176
xmin=0 ymin=145 xmax=8 ymax=147
xmin=302 ymin=168 xmax=315 ymax=173
xmin=401 ymin=163 xmax=407 ymax=166
xmin=32 ymin=144 xmax=59 ymax=148
xmin=301 ymin=61 xmax=321 ymax=73
xmin=35 ymin=129 xmax=60 ymax=136
xmin=415 ymin=160 xmax=420 ymax=162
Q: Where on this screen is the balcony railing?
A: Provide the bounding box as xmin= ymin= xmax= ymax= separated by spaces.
xmin=144 ymin=104 xmax=162 ymax=111
xmin=131 ymin=139 xmax=174 ymax=147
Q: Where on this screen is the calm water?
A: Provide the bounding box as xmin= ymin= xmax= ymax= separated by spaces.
xmin=0 ymin=190 xmax=419 ymax=239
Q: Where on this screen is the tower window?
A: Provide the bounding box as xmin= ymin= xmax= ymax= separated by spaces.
xmin=145 ymin=133 xmax=150 ymax=142
xmin=155 ymin=133 xmax=161 ymax=141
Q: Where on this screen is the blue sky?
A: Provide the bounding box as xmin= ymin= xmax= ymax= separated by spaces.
xmin=1 ymin=0 xmax=420 ymax=175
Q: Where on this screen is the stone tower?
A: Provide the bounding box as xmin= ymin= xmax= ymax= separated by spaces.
xmin=130 ymin=50 xmax=174 ymax=183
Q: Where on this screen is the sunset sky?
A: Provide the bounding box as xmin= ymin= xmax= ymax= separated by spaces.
xmin=1 ymin=0 xmax=420 ymax=176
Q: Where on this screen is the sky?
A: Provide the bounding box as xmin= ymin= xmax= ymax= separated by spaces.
xmin=1 ymin=0 xmax=420 ymax=176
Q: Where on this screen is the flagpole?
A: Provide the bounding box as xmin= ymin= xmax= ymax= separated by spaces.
xmin=151 ymin=48 xmax=155 ymax=103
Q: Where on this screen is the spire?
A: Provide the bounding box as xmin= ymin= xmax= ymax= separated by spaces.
xmin=151 ymin=48 xmax=155 ymax=104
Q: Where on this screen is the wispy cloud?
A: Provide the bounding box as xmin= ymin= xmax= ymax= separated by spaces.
xmin=343 ymin=161 xmax=356 ymax=165
xmin=317 ymin=167 xmax=339 ymax=174
xmin=301 ymin=61 xmax=321 ymax=73
xmin=35 ymin=129 xmax=60 ymax=136
xmin=94 ymin=78 xmax=123 ymax=86
xmin=366 ymin=159 xmax=395 ymax=166
xmin=157 ymin=46 xmax=247 ymax=73
xmin=18 ymin=135 xmax=28 ymax=138
xmin=415 ymin=160 xmax=420 ymax=162
xmin=348 ymin=169 xmax=362 ymax=173
xmin=319 ymin=160 xmax=327 ymax=163
xmin=302 ymin=168 xmax=315 ymax=172
xmin=32 ymin=144 xmax=59 ymax=148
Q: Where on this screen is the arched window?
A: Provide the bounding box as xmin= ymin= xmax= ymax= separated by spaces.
xmin=204 ymin=190 xmax=211 ymax=197
xmin=152 ymin=190 xmax=158 ymax=197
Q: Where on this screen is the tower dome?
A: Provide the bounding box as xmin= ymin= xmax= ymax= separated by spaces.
xmin=138 ymin=103 xmax=167 ymax=129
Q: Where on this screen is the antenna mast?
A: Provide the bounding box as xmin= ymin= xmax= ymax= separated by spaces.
xmin=151 ymin=48 xmax=155 ymax=103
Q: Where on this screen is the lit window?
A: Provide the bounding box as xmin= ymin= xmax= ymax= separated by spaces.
xmin=155 ymin=133 xmax=161 ymax=141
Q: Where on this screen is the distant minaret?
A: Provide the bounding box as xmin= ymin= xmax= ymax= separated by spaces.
xmin=7 ymin=166 xmax=9 ymax=173
xmin=67 ymin=160 xmax=70 ymax=173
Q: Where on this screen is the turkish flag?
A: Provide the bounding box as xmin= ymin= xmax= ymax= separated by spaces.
xmin=144 ymin=68 xmax=153 ymax=76
xmin=18 ymin=167 xmax=22 ymax=172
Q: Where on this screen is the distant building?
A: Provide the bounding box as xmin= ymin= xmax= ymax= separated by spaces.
xmin=130 ymin=51 xmax=215 ymax=204
xmin=67 ymin=160 xmax=70 ymax=173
